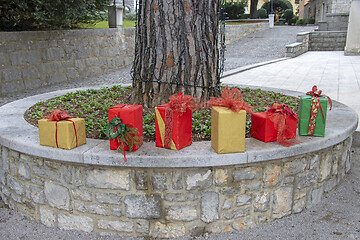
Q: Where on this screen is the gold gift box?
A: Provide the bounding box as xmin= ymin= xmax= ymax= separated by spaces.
xmin=38 ymin=118 xmax=86 ymax=150
xmin=211 ymin=107 xmax=246 ymax=154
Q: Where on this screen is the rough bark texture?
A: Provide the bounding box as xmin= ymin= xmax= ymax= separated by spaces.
xmin=132 ymin=0 xmax=221 ymax=107
xmin=250 ymin=0 xmax=259 ymax=19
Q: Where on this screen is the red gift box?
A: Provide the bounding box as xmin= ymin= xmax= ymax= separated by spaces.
xmin=251 ymin=110 xmax=297 ymax=143
xmin=155 ymin=104 xmax=192 ymax=150
xmin=108 ymin=105 xmax=143 ymax=151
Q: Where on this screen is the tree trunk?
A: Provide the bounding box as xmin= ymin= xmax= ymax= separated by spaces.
xmin=250 ymin=0 xmax=258 ymax=19
xmin=131 ymin=0 xmax=221 ymax=108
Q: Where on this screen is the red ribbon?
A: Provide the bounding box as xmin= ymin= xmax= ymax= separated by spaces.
xmin=266 ymin=103 xmax=300 ymax=147
xmin=306 ymin=85 xmax=332 ymax=110
xmin=206 ymin=87 xmax=253 ymax=113
xmin=306 ymin=86 xmax=332 ymax=136
xmin=46 ymin=110 xmax=78 ymax=149
xmin=164 ymin=107 xmax=174 ymax=149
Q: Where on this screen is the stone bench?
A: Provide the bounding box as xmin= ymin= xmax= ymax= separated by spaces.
xmin=0 ymin=86 xmax=357 ymax=238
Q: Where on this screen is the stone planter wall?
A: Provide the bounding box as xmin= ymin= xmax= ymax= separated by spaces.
xmin=0 ymin=136 xmax=352 ymax=238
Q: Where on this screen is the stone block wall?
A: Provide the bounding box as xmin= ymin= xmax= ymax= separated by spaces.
xmin=225 ymin=23 xmax=268 ymax=45
xmin=0 ymin=28 xmax=135 ymax=96
xmin=0 ymin=136 xmax=352 ymax=238
xmin=318 ymin=14 xmax=349 ymax=31
xmin=309 ymin=31 xmax=347 ymax=51
xmin=286 ymin=32 xmax=310 ymax=58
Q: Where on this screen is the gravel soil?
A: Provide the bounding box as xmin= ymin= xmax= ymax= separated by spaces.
xmin=223 ymin=25 xmax=316 ymax=71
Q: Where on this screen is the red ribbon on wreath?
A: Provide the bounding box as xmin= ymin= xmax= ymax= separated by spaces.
xmin=306 ymin=86 xmax=332 ymax=136
xmin=164 ymin=92 xmax=202 ymax=149
xmin=266 ymin=103 xmax=300 ymax=147
xmin=45 ymin=109 xmax=78 ymax=148
xmin=206 ymin=87 xmax=253 ymax=113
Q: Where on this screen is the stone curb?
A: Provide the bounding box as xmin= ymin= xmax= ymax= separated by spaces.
xmin=0 ymin=85 xmax=357 ymax=168
xmin=221 ymin=58 xmax=288 ymax=79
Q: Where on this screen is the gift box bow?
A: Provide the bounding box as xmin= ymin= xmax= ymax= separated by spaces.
xmin=167 ymin=92 xmax=202 ymax=113
xmin=206 ymin=87 xmax=253 ymax=113
xmin=105 ymin=115 xmax=142 ymax=162
xmin=262 ymin=103 xmax=300 ymax=147
xmin=306 ymin=85 xmax=332 ymax=110
xmin=266 ymin=103 xmax=298 ymax=120
xmin=306 ymin=85 xmax=332 ymax=136
xmin=45 ymin=109 xmax=78 ymax=148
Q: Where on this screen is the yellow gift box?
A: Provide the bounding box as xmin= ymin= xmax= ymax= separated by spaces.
xmin=38 ymin=118 xmax=86 ymax=150
xmin=211 ymin=107 xmax=246 ymax=154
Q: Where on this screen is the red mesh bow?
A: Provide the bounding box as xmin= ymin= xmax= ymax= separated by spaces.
xmin=168 ymin=92 xmax=202 ymax=113
xmin=44 ymin=109 xmax=78 ymax=148
xmin=45 ymin=109 xmax=73 ymax=121
xmin=267 ymin=103 xmax=300 ymax=147
xmin=206 ymin=87 xmax=253 ymax=113
xmin=306 ymin=85 xmax=332 ymax=135
xmin=306 ymin=85 xmax=332 ymax=110
xmin=267 ymin=103 xmax=298 ymax=120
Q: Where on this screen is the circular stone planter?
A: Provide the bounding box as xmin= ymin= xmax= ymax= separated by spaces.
xmin=0 ymin=87 xmax=357 ymax=238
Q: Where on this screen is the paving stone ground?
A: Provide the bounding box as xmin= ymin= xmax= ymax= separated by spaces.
xmin=1 ymin=25 xmax=359 ymax=239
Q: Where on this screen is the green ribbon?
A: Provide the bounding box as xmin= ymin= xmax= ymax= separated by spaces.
xmin=105 ymin=116 xmax=128 ymax=162
xmin=105 ymin=116 xmax=126 ymax=140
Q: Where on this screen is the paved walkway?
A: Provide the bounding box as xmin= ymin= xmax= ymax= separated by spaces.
xmin=222 ymin=51 xmax=360 ymax=131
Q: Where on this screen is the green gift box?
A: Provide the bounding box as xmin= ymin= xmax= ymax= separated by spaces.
xmin=298 ymin=95 xmax=328 ymax=137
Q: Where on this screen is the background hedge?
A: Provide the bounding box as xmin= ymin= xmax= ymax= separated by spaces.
xmin=0 ymin=0 xmax=109 ymax=31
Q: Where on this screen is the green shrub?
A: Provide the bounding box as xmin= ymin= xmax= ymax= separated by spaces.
xmin=283 ymin=9 xmax=293 ymax=24
xmin=224 ymin=0 xmax=247 ymax=19
xmin=257 ymin=8 xmax=267 ymax=18
xmin=308 ymin=18 xmax=315 ymax=24
xmin=261 ymin=0 xmax=293 ymax=17
xmin=296 ymin=18 xmax=315 ymax=25
xmin=0 ymin=0 xmax=109 ymax=31
xmin=296 ymin=19 xmax=304 ymax=25
xmin=124 ymin=13 xmax=136 ymax=21
xmin=290 ymin=15 xmax=298 ymax=25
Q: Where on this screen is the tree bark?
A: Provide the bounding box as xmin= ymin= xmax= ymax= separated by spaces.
xmin=250 ymin=0 xmax=259 ymax=19
xmin=131 ymin=0 xmax=221 ymax=108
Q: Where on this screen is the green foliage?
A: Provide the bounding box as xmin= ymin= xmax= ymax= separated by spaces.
xmin=96 ymin=116 xmax=109 ymax=138
xmin=258 ymin=8 xmax=267 ymax=18
xmin=283 ymin=9 xmax=293 ymax=24
xmin=261 ymin=0 xmax=293 ymax=16
xmin=296 ymin=18 xmax=315 ymax=25
xmin=123 ymin=13 xmax=136 ymax=21
xmin=192 ymin=112 xmax=211 ymax=136
xmin=143 ymin=113 xmax=156 ymax=138
xmin=242 ymin=14 xmax=250 ymax=19
xmin=290 ymin=15 xmax=299 ymax=25
xmin=0 ymin=0 xmax=109 ymax=31
xmin=224 ymin=0 xmax=247 ymax=20
xmin=308 ymin=18 xmax=315 ymax=24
